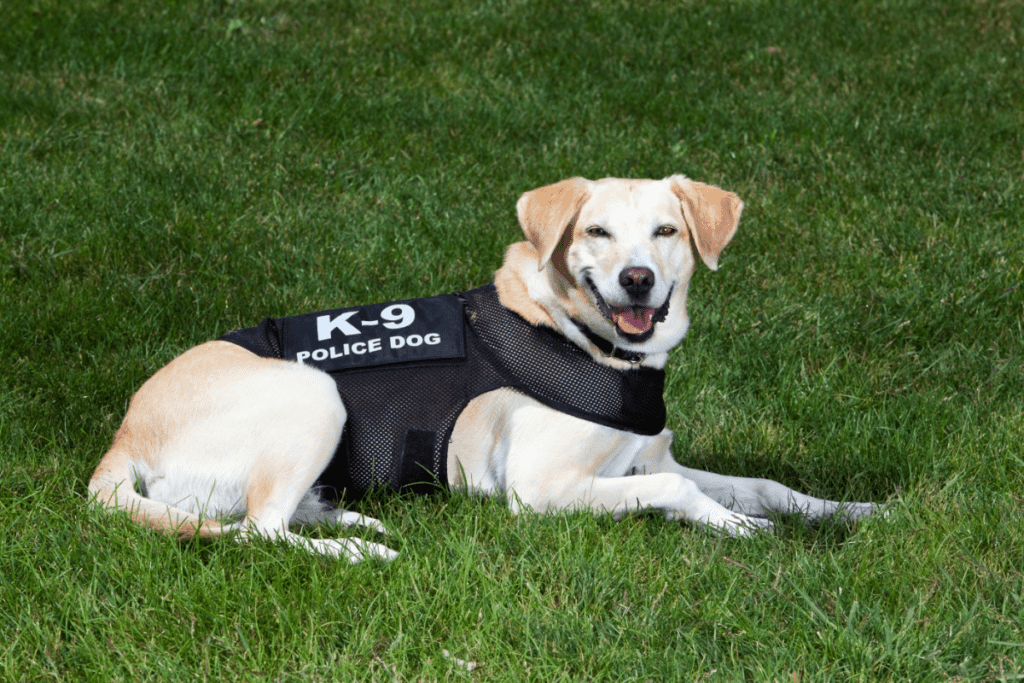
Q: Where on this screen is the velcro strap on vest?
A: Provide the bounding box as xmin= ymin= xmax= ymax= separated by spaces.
xmin=399 ymin=428 xmax=440 ymax=494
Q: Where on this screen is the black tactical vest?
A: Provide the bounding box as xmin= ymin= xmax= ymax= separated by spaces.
xmin=219 ymin=285 xmax=666 ymax=501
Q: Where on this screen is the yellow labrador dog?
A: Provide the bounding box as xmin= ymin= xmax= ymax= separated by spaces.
xmin=89 ymin=175 xmax=876 ymax=562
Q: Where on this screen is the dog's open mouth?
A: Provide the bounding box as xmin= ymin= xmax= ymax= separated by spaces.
xmin=609 ymin=306 xmax=657 ymax=335
xmin=586 ymin=277 xmax=671 ymax=341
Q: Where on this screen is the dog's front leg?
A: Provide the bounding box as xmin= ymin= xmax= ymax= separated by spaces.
xmin=579 ymin=473 xmax=774 ymax=535
xmin=633 ymin=437 xmax=877 ymax=522
xmin=500 ymin=408 xmax=771 ymax=535
xmin=508 ymin=468 xmax=772 ymax=535
xmin=671 ymin=465 xmax=876 ymax=522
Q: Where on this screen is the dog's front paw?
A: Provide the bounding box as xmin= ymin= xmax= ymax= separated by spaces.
xmin=732 ymin=514 xmax=774 ymax=536
xmin=810 ymin=500 xmax=883 ymax=524
xmin=336 ymin=538 xmax=399 ymax=564
xmin=703 ymin=512 xmax=774 ymax=537
xmin=324 ymin=509 xmax=390 ymax=535
xmin=838 ymin=501 xmax=881 ymax=520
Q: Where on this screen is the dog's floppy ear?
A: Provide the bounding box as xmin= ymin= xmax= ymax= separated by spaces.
xmin=667 ymin=175 xmax=744 ymax=271
xmin=516 ymin=177 xmax=592 ymax=271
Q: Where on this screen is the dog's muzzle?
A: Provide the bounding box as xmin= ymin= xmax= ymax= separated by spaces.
xmin=585 ymin=276 xmax=672 ymax=343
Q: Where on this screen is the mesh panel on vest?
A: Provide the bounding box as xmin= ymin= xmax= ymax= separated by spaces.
xmin=218 ymin=284 xmax=666 ymax=501
xmin=462 ymin=286 xmax=666 ymax=435
xmin=220 ymin=318 xmax=282 ymax=359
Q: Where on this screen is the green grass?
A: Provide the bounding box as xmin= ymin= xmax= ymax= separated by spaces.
xmin=2 ymin=0 xmax=1022 ymax=680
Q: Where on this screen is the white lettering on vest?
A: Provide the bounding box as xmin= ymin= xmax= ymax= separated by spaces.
xmin=391 ymin=333 xmax=441 ymax=348
xmin=381 ymin=304 xmax=415 ymax=329
xmin=312 ymin=348 xmax=328 ymax=361
xmin=317 ymin=311 xmax=360 ymax=340
xmin=352 ymin=342 xmax=367 ymax=354
xmin=296 ymin=351 xmax=311 ymax=364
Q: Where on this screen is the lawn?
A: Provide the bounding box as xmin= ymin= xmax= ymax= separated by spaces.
xmin=1 ymin=0 xmax=1022 ymax=680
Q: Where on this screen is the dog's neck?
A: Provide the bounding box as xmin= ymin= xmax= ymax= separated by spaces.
xmin=493 ymin=244 xmax=559 ymax=329
xmin=494 ymin=242 xmax=667 ymax=370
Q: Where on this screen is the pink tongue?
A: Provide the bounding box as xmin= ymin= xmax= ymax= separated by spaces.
xmin=613 ymin=307 xmax=655 ymax=335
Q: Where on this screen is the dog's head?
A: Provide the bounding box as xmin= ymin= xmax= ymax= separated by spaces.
xmin=504 ymin=175 xmax=743 ymax=361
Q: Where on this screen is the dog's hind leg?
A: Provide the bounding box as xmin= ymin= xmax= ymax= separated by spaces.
xmin=290 ymin=493 xmax=389 ymax=536
xmin=237 ymin=482 xmax=398 ymax=562
xmin=94 ymin=341 xmax=399 ymax=562
xmin=285 ymin=493 xmax=396 ymax=559
xmin=232 ymin=371 xmax=397 ymax=562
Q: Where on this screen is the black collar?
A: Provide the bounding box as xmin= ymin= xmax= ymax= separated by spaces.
xmin=572 ymin=320 xmax=647 ymax=364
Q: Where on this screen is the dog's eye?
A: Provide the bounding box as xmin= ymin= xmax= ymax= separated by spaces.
xmin=586 ymin=226 xmax=610 ymax=237
xmin=655 ymin=225 xmax=678 ymax=237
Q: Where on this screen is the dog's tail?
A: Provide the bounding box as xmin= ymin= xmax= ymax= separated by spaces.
xmin=88 ymin=433 xmax=229 ymax=540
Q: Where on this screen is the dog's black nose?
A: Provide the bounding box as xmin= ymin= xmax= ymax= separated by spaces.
xmin=619 ymin=267 xmax=655 ymax=298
